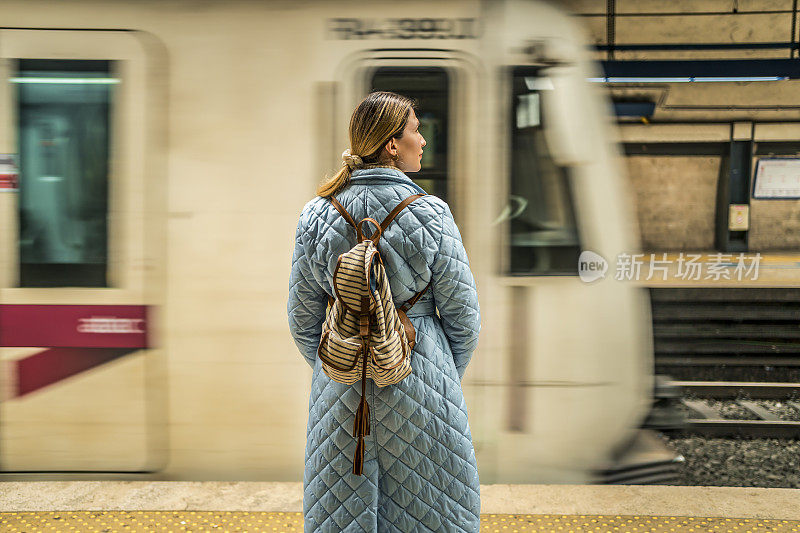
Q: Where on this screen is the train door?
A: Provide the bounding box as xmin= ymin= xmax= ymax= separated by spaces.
xmin=367 ymin=61 xmax=503 ymax=467
xmin=0 ymin=29 xmax=167 ymax=473
xmin=332 ymin=50 xmax=506 ymax=474
xmin=333 ymin=50 xmax=494 ymax=458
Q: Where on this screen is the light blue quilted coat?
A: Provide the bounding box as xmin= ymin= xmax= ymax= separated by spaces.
xmin=287 ymin=167 xmax=481 ymax=532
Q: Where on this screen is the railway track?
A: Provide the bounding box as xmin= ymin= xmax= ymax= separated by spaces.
xmin=665 ymin=380 xmax=800 ymax=439
xmin=675 ymin=381 xmax=800 ymax=399
xmin=649 ymin=288 xmax=800 ymax=438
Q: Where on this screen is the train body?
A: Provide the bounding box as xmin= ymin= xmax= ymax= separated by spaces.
xmin=0 ymin=0 xmax=652 ymax=483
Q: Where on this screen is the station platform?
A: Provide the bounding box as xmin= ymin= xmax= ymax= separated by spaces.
xmin=1 ymin=482 xmax=800 ymax=532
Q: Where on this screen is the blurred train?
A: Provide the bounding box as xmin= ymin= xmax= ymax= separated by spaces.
xmin=0 ymin=0 xmax=653 ymax=483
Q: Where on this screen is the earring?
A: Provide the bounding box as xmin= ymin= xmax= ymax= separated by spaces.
xmin=390 ymin=153 xmax=399 ymax=162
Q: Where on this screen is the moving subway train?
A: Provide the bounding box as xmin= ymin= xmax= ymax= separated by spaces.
xmin=0 ymin=0 xmax=652 ymax=483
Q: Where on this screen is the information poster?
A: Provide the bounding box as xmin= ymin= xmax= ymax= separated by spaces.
xmin=753 ymin=158 xmax=800 ymax=199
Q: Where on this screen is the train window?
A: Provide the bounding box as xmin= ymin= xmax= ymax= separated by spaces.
xmin=507 ymin=68 xmax=580 ymax=275
xmin=15 ymin=59 xmax=113 ymax=287
xmin=371 ymin=68 xmax=449 ymax=202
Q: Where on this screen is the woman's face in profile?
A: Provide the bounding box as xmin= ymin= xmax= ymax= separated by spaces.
xmin=394 ymin=108 xmax=427 ymax=173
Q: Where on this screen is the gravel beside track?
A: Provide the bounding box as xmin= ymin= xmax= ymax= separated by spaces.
xmin=657 ymin=433 xmax=800 ymax=488
xmin=765 ymin=400 xmax=800 ymax=421
xmin=679 ymin=398 xmax=800 ymax=421
xmin=706 ymin=399 xmax=760 ymax=420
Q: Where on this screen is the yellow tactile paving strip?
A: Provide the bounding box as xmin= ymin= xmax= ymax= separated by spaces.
xmin=1 ymin=512 xmax=800 ymax=532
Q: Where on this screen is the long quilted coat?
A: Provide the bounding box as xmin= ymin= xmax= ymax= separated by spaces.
xmin=287 ymin=166 xmax=481 ymax=532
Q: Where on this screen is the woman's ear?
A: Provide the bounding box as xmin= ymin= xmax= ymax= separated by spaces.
xmin=384 ymin=138 xmax=398 ymax=159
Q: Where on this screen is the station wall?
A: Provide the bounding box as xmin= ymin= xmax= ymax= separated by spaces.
xmin=564 ymin=0 xmax=800 ymax=252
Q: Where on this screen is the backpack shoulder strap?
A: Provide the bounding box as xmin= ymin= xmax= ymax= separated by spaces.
xmin=329 ymin=193 xmax=425 ymax=241
xmin=329 ymin=196 xmax=363 ymax=242
xmin=400 ymin=280 xmax=431 ymax=312
xmin=380 ymin=193 xmax=425 ymax=233
xmin=328 ymin=193 xmax=430 ymax=311
xmin=378 ymin=193 xmax=429 ymax=312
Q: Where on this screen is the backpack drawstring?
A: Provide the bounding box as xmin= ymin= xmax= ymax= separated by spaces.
xmin=353 ymin=296 xmax=371 ymax=476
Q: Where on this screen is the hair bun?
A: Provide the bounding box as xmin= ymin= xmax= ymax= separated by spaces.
xmin=341 ymin=149 xmax=363 ymax=170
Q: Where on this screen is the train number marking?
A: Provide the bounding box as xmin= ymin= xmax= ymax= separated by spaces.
xmin=327 ymin=18 xmax=479 ymax=40
xmin=77 ymin=317 xmax=146 ymax=334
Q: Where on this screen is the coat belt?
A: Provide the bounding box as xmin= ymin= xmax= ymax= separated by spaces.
xmin=404 ymin=299 xmax=435 ymax=318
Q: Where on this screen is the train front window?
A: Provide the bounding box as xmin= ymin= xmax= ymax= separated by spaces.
xmin=507 ymin=68 xmax=580 ymax=275
xmin=15 ymin=59 xmax=113 ymax=287
xmin=371 ymin=67 xmax=449 ymax=202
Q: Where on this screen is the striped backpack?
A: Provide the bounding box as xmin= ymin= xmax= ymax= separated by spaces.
xmin=317 ymin=193 xmax=430 ymax=475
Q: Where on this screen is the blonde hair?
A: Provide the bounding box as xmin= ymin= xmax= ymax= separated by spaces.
xmin=317 ymin=91 xmax=415 ymax=198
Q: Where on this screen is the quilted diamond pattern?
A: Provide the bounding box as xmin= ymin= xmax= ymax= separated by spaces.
xmin=288 ymin=167 xmax=481 ymax=532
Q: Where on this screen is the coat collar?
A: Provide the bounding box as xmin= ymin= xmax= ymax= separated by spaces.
xmin=349 ymin=167 xmax=426 ymax=193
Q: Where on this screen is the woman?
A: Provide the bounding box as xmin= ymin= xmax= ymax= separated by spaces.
xmin=287 ymin=91 xmax=481 ymax=532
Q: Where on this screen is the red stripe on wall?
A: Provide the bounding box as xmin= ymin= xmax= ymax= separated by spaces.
xmin=13 ymin=347 xmax=135 ymax=398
